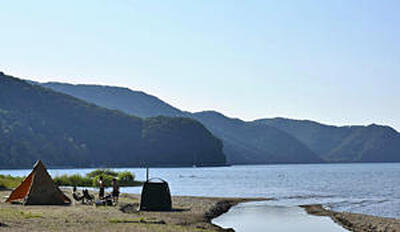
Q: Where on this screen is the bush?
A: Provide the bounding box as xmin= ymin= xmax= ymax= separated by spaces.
xmin=0 ymin=174 xmax=25 ymax=189
xmin=87 ymin=169 xmax=118 ymax=178
xmin=117 ymin=171 xmax=135 ymax=186
xmin=53 ymin=174 xmax=92 ymax=187
xmin=52 ymin=169 xmax=140 ymax=187
xmin=92 ymin=174 xmax=114 ymax=187
xmin=0 ymin=169 xmax=140 ymax=189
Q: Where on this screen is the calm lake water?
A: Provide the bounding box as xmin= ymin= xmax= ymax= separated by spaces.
xmin=1 ymin=163 xmax=399 ymax=218
xmin=212 ymin=202 xmax=349 ymax=232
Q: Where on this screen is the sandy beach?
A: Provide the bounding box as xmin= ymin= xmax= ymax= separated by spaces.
xmin=0 ymin=189 xmax=266 ymax=232
xmin=302 ymin=204 xmax=400 ymax=232
xmin=0 ymin=189 xmax=399 ymax=232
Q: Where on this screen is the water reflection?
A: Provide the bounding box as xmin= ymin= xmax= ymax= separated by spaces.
xmin=213 ymin=202 xmax=348 ymax=232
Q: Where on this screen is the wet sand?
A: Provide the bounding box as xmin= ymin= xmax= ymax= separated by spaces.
xmin=302 ymin=204 xmax=400 ymax=232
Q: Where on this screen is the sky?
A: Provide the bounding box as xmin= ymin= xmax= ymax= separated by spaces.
xmin=0 ymin=0 xmax=399 ymax=130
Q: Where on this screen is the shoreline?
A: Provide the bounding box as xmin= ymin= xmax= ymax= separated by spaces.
xmin=301 ymin=204 xmax=400 ymax=232
xmin=1 ymin=189 xmax=399 ymax=232
xmin=2 ymin=161 xmax=400 ymax=170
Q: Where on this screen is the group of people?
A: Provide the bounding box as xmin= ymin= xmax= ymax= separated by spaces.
xmin=72 ymin=176 xmax=120 ymax=206
xmin=72 ymin=187 xmax=94 ymax=205
xmin=98 ymin=176 xmax=120 ymax=204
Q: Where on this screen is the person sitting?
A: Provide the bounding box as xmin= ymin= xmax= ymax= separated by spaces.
xmin=72 ymin=186 xmax=84 ymax=204
xmin=82 ymin=189 xmax=94 ymax=205
xmin=111 ymin=178 xmax=120 ymax=205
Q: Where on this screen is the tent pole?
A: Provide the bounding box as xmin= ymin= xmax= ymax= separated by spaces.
xmin=146 ymin=166 xmax=149 ymax=182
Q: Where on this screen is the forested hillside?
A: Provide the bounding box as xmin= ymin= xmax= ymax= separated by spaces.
xmin=40 ymin=82 xmax=322 ymax=164
xmin=40 ymin=80 xmax=400 ymax=164
xmin=0 ymin=72 xmax=226 ymax=168
xmin=257 ymin=118 xmax=400 ymax=162
xmin=41 ymin=82 xmax=187 ymax=118
xmin=192 ymin=111 xmax=321 ymax=164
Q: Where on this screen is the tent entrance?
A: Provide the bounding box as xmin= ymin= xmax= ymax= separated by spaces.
xmin=6 ymin=172 xmax=34 ymax=203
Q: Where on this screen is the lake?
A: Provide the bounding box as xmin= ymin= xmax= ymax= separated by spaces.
xmin=1 ymin=163 xmax=399 ymax=218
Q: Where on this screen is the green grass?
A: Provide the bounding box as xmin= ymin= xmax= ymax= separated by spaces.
xmin=19 ymin=211 xmax=43 ymax=219
xmin=53 ymin=169 xmax=143 ymax=187
xmin=0 ymin=169 xmax=142 ymax=189
xmin=0 ymin=174 xmax=24 ymax=189
xmin=109 ymin=217 xmax=166 ymax=224
xmin=53 ymin=174 xmax=92 ymax=187
xmin=109 ymin=217 xmax=144 ymax=223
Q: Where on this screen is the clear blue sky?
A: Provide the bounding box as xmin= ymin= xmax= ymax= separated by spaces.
xmin=1 ymin=0 xmax=399 ymax=130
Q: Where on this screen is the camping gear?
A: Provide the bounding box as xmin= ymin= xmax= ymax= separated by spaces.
xmin=105 ymin=197 xmax=113 ymax=206
xmin=83 ymin=189 xmax=95 ymax=205
xmin=103 ymin=194 xmax=113 ymax=206
xmin=95 ymin=195 xmax=113 ymax=206
xmin=95 ymin=200 xmax=104 ymax=207
xmin=6 ymin=160 xmax=71 ymax=205
xmin=73 ymin=189 xmax=94 ymax=205
xmin=140 ymin=178 xmax=172 ymax=211
xmin=72 ymin=191 xmax=84 ymax=203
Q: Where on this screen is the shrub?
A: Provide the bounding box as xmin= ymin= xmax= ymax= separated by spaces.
xmin=117 ymin=171 xmax=135 ymax=186
xmin=0 ymin=174 xmax=24 ymax=189
xmin=92 ymin=174 xmax=114 ymax=187
xmin=87 ymin=169 xmax=118 ymax=178
xmin=52 ymin=169 xmax=140 ymax=187
xmin=53 ymin=174 xmax=92 ymax=187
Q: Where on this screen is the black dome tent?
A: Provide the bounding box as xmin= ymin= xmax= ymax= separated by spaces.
xmin=140 ymin=178 xmax=172 ymax=211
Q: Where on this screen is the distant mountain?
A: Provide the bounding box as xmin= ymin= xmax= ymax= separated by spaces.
xmin=0 ymin=72 xmax=226 ymax=168
xmin=41 ymin=82 xmax=187 ymax=118
xmin=39 ymin=80 xmax=400 ymax=164
xmin=257 ymin=118 xmax=400 ymax=162
xmin=40 ymin=81 xmax=322 ymax=164
xmin=192 ymin=111 xmax=322 ymax=164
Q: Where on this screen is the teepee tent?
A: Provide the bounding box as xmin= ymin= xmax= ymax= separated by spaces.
xmin=6 ymin=160 xmax=71 ymax=205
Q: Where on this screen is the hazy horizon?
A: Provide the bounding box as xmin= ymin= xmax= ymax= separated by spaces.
xmin=1 ymin=0 xmax=399 ymax=130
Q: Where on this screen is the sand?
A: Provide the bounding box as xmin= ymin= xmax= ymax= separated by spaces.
xmin=302 ymin=204 xmax=400 ymax=232
xmin=0 ymin=189 xmax=266 ymax=232
xmin=0 ymin=188 xmax=399 ymax=232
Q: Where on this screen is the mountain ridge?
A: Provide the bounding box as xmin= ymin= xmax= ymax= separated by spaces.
xmin=39 ymin=81 xmax=324 ymax=164
xmin=192 ymin=111 xmax=322 ymax=164
xmin=37 ymin=79 xmax=400 ymax=164
xmin=257 ymin=118 xmax=400 ymax=162
xmin=40 ymin=82 xmax=187 ymax=118
xmin=0 ymin=72 xmax=226 ymax=168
